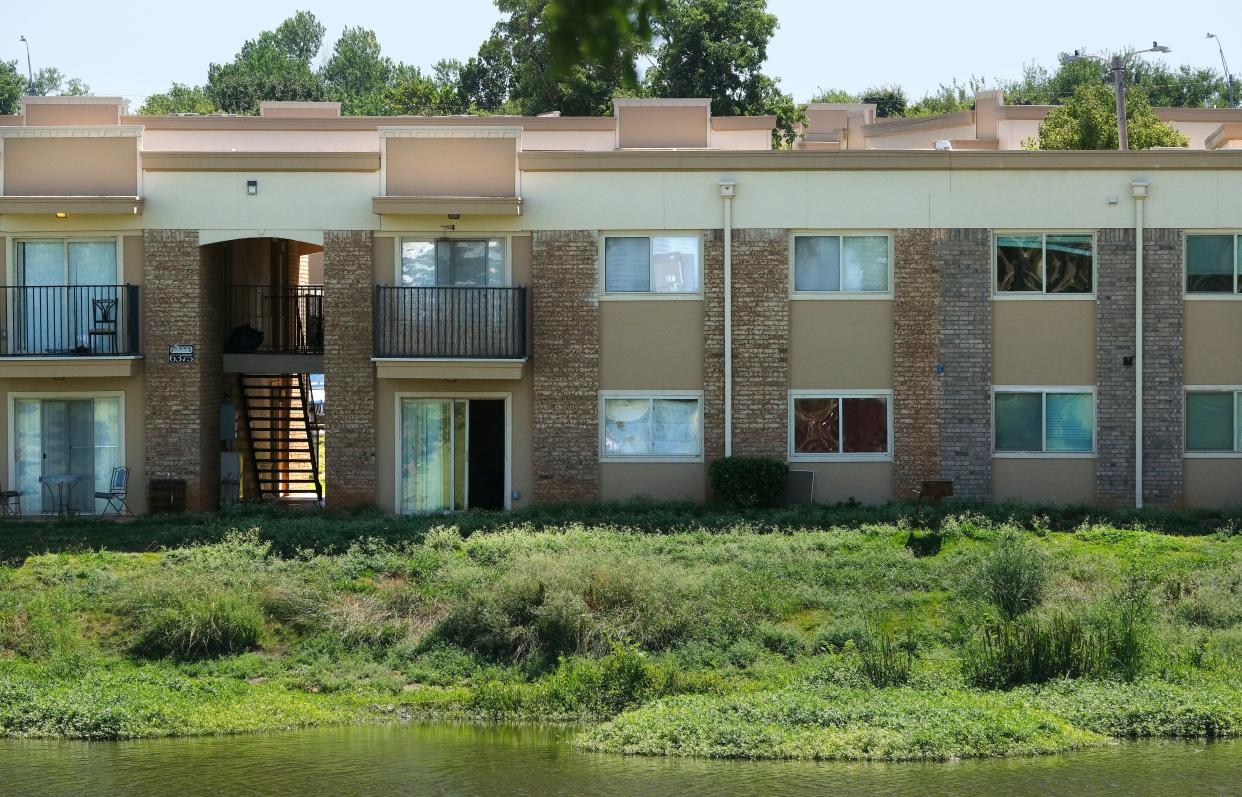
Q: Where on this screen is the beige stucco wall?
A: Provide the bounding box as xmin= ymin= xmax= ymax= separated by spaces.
xmin=385 ymin=138 xmax=516 ymax=198
xmin=1184 ymin=301 xmax=1242 ymax=385
xmin=3 ymin=137 xmax=138 ymax=196
xmin=618 ymin=106 xmax=708 ymax=149
xmin=600 ymin=462 xmax=704 ymax=502
xmin=992 ymin=300 xmax=1096 ymax=385
xmin=0 ymin=374 xmax=146 ymax=513
xmin=992 ymin=458 xmax=1097 ymax=504
xmin=373 ymin=235 xmax=395 ymax=283
xmin=24 ymin=101 xmax=120 ymax=126
xmin=599 ymin=301 xmax=704 ymax=389
xmin=790 ymin=461 xmax=893 ymax=504
xmin=1183 ymin=458 xmax=1242 ymax=508
xmin=374 ymin=376 xmax=533 ymax=513
xmin=789 ymin=300 xmax=892 ymax=388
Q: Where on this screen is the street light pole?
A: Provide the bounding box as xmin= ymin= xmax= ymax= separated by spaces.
xmin=1061 ymin=42 xmax=1171 ymax=150
xmin=18 ymin=36 xmax=34 ymax=95
xmin=1207 ymin=33 xmax=1235 ymax=108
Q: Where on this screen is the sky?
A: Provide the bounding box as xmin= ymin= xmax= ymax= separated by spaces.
xmin=3 ymin=0 xmax=1240 ymax=108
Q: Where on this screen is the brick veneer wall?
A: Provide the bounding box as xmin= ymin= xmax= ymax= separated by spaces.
xmin=143 ymin=229 xmax=222 ymax=511
xmin=531 ymin=230 xmax=600 ymax=502
xmin=323 ymin=230 xmax=376 ymax=508
xmin=1096 ymin=228 xmax=1184 ymax=506
xmin=936 ymin=229 xmax=994 ymax=501
xmin=729 ymin=229 xmax=790 ymax=458
xmin=702 ymin=231 xmax=725 ymax=467
xmin=892 ymin=229 xmax=942 ymax=498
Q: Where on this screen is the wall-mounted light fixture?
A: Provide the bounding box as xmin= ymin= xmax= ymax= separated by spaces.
xmin=246 ymin=180 xmax=258 ymax=196
xmin=447 ymin=213 xmax=461 ymax=220
xmin=54 ymin=211 xmax=68 ymax=219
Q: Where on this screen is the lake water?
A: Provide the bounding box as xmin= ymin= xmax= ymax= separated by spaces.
xmin=2 ymin=723 xmax=1238 ymax=796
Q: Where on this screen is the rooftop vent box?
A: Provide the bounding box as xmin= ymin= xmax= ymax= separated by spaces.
xmin=259 ymin=101 xmax=342 ymax=119
xmin=21 ymin=96 xmax=123 ymax=126
xmin=614 ymin=98 xmax=710 ymax=149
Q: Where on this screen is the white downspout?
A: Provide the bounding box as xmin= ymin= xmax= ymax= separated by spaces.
xmin=1131 ymin=180 xmax=1148 ymax=508
xmin=720 ymin=182 xmax=736 ymax=457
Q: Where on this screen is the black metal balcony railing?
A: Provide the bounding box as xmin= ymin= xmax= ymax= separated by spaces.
xmin=224 ymin=285 xmax=324 ymax=355
xmin=374 ymin=286 xmax=528 ymax=359
xmin=0 ymin=285 xmax=140 ymax=357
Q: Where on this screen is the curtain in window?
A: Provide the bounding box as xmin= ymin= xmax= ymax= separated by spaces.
xmin=604 ymin=238 xmax=651 ymax=292
xmin=17 ymin=242 xmax=67 ymax=353
xmin=652 ymin=399 xmax=701 ymax=455
xmin=841 ymin=236 xmax=889 ymax=292
xmin=400 ymin=241 xmax=438 ymax=286
xmin=1186 ymin=235 xmax=1234 ymax=293
xmin=793 ymin=236 xmax=840 ymax=292
xmin=651 ymin=237 xmax=700 ymax=293
xmin=400 ymin=399 xmax=453 ymax=513
xmin=842 ymin=397 xmax=888 ymax=453
xmin=68 ymin=242 xmax=119 ymax=351
xmin=1186 ymin=392 xmax=1234 ymax=451
xmin=92 ymin=398 xmax=122 ymax=513
xmin=1045 ymin=393 xmax=1093 ymax=452
xmin=14 ymin=397 xmax=120 ymax=514
xmin=996 ymin=235 xmax=1043 ymax=292
xmin=603 ymin=398 xmax=651 ymax=455
xmin=1045 ymin=235 xmax=1092 ymax=294
xmin=793 ymin=398 xmax=839 ymax=453
xmin=995 ymin=393 xmax=1042 ymax=451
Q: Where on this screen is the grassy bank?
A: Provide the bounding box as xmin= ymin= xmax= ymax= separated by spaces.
xmin=2 ymin=511 xmax=1241 ymax=760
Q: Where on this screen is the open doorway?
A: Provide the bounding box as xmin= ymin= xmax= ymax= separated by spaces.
xmin=397 ymin=396 xmax=508 ymax=513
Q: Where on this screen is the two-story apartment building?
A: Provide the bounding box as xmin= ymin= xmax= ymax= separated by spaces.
xmin=1 ymin=94 xmax=1240 ymax=515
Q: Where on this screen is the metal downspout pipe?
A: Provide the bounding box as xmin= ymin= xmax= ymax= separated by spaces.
xmin=720 ymin=182 xmax=736 ymax=457
xmin=1131 ymin=180 xmax=1149 ymax=508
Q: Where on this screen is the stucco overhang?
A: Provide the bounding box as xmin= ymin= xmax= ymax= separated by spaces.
xmin=371 ymin=196 xmax=523 ymax=216
xmin=0 ymin=196 xmax=143 ymax=215
xmin=141 ymin=151 xmax=380 ymax=172
xmin=0 ymin=356 xmax=142 ymax=378
xmin=373 ymin=358 xmax=526 ymax=380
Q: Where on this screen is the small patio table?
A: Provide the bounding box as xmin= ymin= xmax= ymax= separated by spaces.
xmin=40 ymin=474 xmax=84 ymax=517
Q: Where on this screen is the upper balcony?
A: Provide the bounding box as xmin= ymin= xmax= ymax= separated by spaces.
xmin=373 ymin=286 xmax=528 ymax=379
xmin=0 ymin=284 xmax=141 ymax=375
xmin=223 ymin=284 xmax=324 ymax=373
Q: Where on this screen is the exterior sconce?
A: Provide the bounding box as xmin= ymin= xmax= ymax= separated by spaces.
xmin=246 ymin=180 xmax=258 ymax=195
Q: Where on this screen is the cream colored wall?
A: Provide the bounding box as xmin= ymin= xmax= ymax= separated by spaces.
xmin=140 ymin=129 xmax=379 ymax=153
xmin=600 ymin=462 xmax=704 ymax=502
xmin=4 ymin=137 xmax=138 ymax=196
xmin=791 ymin=462 xmax=892 ymax=504
xmin=618 ymin=107 xmax=708 ymax=149
xmin=24 ymin=102 xmax=120 ymax=126
xmin=998 ymin=120 xmax=1042 ymax=149
xmin=374 ymin=376 xmax=533 ymax=512
xmin=1184 ymin=459 xmax=1242 ymax=508
xmin=373 ymin=235 xmax=395 ymax=283
xmin=385 ymin=138 xmax=516 ymax=197
xmin=708 ymin=129 xmax=771 ymax=150
xmin=789 ymin=301 xmax=892 ymax=388
xmin=992 ymin=300 xmax=1096 ymax=385
xmin=0 ymin=374 xmax=146 ymax=513
xmin=992 ymin=458 xmax=1096 ymax=504
xmin=864 ymin=125 xmax=976 ymax=149
xmin=599 ymin=301 xmax=704 ymax=389
xmin=520 ymin=130 xmax=616 ymax=152
xmin=1184 ymin=301 xmax=1242 ymax=385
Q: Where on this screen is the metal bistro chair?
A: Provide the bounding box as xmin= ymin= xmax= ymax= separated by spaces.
xmin=0 ymin=483 xmax=21 ymax=518
xmin=96 ymin=466 xmax=133 ymax=516
xmin=88 ymin=297 xmax=119 ymax=354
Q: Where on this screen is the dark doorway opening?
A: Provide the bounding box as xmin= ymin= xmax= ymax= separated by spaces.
xmin=468 ymin=400 xmax=506 ymax=510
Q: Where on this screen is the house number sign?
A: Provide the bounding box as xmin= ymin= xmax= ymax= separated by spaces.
xmin=168 ymin=344 xmax=196 ymax=364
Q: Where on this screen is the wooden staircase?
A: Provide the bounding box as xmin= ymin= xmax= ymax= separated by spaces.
xmin=238 ymin=374 xmax=323 ymax=504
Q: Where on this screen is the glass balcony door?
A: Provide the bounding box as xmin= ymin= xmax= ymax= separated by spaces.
xmin=399 ymin=399 xmax=467 ymax=513
xmin=14 ymin=396 xmax=122 ymax=514
xmin=14 ymin=240 xmax=119 ymax=354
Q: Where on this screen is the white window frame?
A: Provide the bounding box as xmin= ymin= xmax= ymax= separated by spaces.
xmin=599 ymin=390 xmax=704 ymax=462
xmin=788 ymin=389 xmax=894 ymax=462
xmin=598 ymin=232 xmax=704 ymax=300
xmin=1183 ymin=385 xmax=1242 ymax=458
xmin=392 ymin=391 xmax=514 ymax=513
xmin=8 ymin=236 xmax=123 ymax=286
xmin=394 ymin=235 xmax=512 ymax=287
xmin=1183 ymin=232 xmax=1242 ymax=300
xmin=7 ymin=390 xmax=127 ymax=514
xmin=993 ymin=231 xmax=1096 ymax=300
xmin=788 ymin=232 xmax=894 ymax=299
xmin=991 ymin=386 xmax=1097 ymax=458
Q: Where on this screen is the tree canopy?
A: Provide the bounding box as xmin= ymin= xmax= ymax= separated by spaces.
xmin=1 ymin=60 xmax=90 ymax=115
xmin=1033 ymin=82 xmax=1189 ymax=150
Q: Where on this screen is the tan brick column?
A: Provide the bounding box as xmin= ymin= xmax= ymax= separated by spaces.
xmin=731 ymin=229 xmax=790 ymax=457
xmin=323 ymin=230 xmax=377 ymax=508
xmin=892 ymin=229 xmax=943 ymax=499
xmin=532 ymin=230 xmax=600 ymax=502
xmin=143 ymin=230 xmax=223 ymax=511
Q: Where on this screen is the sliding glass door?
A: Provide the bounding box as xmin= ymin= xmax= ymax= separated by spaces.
xmin=399 ymin=399 xmax=467 ymax=513
xmin=14 ymin=240 xmax=119 ymax=354
xmin=14 ymin=396 xmax=122 ymax=514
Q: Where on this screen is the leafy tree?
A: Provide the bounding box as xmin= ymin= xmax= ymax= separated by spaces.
xmin=322 ymin=27 xmax=394 ymax=115
xmin=383 ymin=62 xmax=472 ymax=115
xmin=206 ymin=11 xmax=329 ymax=114
xmin=0 ymin=61 xmax=24 ymax=115
xmin=646 ymin=0 xmax=802 ymax=145
xmin=1034 ymin=82 xmax=1189 ymax=150
xmin=139 ymin=83 xmax=218 ymax=115
xmin=809 ymin=88 xmax=858 ymax=104
xmin=542 ymin=0 xmax=665 ymax=88
xmin=906 ymin=77 xmax=985 ymax=117
xmin=30 ymin=68 xmax=90 ymax=97
xmin=860 ymin=85 xmax=907 ymax=117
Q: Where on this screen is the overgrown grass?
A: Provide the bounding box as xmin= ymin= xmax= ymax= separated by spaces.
xmin=1 ymin=510 xmax=1240 ymax=762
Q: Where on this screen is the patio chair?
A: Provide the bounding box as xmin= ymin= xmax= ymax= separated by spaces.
xmin=0 ymin=483 xmax=20 ymax=518
xmin=88 ymin=297 xmax=119 ymax=354
xmin=96 ymin=466 xmax=133 ymax=516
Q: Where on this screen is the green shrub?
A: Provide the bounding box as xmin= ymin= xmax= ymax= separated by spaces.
xmin=857 ymin=625 xmax=916 ymax=687
xmin=709 ymin=457 xmax=789 ymax=508
xmin=131 ymin=592 xmax=264 ymax=660
xmin=0 ymin=594 xmax=77 ymax=659
xmin=962 ymin=611 xmax=1109 ymax=689
xmin=758 ymin=623 xmax=807 ymax=660
xmin=968 ymin=532 xmax=1050 ymax=619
